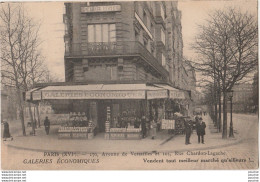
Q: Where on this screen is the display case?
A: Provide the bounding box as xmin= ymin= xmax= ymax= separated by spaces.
xmin=105 ymin=127 xmax=142 ymax=140
xmin=58 ymin=112 xmax=95 ymax=139
xmin=58 ymin=126 xmax=94 ymax=139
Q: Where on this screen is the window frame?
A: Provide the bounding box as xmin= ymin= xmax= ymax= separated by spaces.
xmin=87 ymin=23 xmax=116 ymax=43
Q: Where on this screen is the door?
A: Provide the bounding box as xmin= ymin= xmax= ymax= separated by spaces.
xmin=97 ymin=101 xmax=111 ymax=132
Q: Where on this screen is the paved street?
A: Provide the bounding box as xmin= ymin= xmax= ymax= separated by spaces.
xmin=1 ymin=113 xmax=258 ymax=170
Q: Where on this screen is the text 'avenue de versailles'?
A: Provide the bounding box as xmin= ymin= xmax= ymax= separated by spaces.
xmin=26 ymin=2 xmax=198 ymax=140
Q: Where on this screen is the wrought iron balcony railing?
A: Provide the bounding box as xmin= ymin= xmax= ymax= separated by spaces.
xmin=65 ymin=41 xmax=169 ymax=78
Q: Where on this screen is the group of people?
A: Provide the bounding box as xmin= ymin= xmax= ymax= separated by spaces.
xmin=185 ymin=116 xmax=206 ymax=145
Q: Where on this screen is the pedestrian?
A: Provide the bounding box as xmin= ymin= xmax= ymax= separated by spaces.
xmin=196 ymin=118 xmax=206 ymax=144
xmin=141 ymin=115 xmax=147 ymax=138
xmin=44 ymin=116 xmax=51 ymax=135
xmin=150 ymin=119 xmax=157 ymax=139
xmin=2 ymin=120 xmax=13 ymax=141
xmin=184 ymin=119 xmax=192 ymax=145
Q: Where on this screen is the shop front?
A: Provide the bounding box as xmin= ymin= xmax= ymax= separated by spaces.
xmin=26 ymin=83 xmax=189 ymax=140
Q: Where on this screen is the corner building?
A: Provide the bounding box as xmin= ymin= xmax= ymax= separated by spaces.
xmin=28 ymin=2 xmax=193 ymax=140
xmin=64 ymin=2 xmax=173 ymax=83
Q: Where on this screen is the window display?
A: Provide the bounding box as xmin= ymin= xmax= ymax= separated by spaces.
xmin=58 ymin=112 xmax=95 ymax=139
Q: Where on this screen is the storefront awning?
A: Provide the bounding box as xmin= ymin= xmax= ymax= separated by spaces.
xmin=154 ymin=84 xmax=186 ymax=99
xmin=40 ymin=84 xmax=147 ymax=100
xmin=28 ymin=83 xmax=189 ymax=101
xmin=146 ymin=86 xmax=168 ymax=100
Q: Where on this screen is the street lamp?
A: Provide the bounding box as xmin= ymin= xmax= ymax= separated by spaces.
xmin=227 ymin=90 xmax=234 ymax=138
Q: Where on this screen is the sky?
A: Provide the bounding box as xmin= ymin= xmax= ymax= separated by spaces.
xmin=21 ymin=0 xmax=258 ymax=81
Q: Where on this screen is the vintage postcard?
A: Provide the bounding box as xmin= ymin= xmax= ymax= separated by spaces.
xmin=1 ymin=0 xmax=258 ymax=170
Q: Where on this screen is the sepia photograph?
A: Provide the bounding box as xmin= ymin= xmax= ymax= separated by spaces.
xmin=0 ymin=0 xmax=258 ymax=171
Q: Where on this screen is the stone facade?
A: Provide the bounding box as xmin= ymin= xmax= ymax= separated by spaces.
xmin=63 ymin=1 xmax=194 ymax=92
xmin=231 ymin=83 xmax=254 ymax=113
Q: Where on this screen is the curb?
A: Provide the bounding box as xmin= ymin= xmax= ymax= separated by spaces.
xmin=3 ymin=137 xmax=244 ymax=155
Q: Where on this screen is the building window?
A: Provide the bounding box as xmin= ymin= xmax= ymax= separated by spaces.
xmin=88 ymin=24 xmax=116 ymax=43
xmin=143 ymin=11 xmax=147 ymax=26
xmin=161 ymin=54 xmax=166 ymax=66
xmin=144 ymin=39 xmax=148 ymax=49
xmin=160 ymin=3 xmax=165 ymax=20
xmin=151 ymin=23 xmax=154 ymax=36
xmin=151 ymin=47 xmax=154 ymax=56
xmin=65 ymin=40 xmax=69 ymax=53
xmin=161 ymin=28 xmax=166 ymax=45
xmin=135 ymin=30 xmax=140 ymax=42
xmin=106 ymin=65 xmax=117 ymax=80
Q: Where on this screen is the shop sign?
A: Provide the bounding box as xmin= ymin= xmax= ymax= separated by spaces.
xmin=161 ymin=119 xmax=175 ymax=129
xmin=42 ymin=90 xmax=145 ymax=100
xmin=81 ymin=5 xmax=121 ymax=13
xmin=126 ymin=133 xmax=141 ymax=139
xmin=110 ymin=133 xmax=125 ymax=139
xmin=72 ymin=133 xmax=88 ymax=139
xmin=147 ymin=90 xmax=168 ymax=100
xmin=32 ymin=91 xmax=41 ymax=101
xmin=169 ymin=90 xmax=185 ymax=99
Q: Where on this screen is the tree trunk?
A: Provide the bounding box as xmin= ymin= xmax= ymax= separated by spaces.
xmin=218 ymin=87 xmax=222 ymax=132
xmin=17 ymin=90 xmax=26 ymax=136
xmin=222 ymin=91 xmax=228 ymax=139
xmin=36 ymin=104 xmax=41 ymax=128
xmin=33 ymin=106 xmax=37 ymax=129
xmin=28 ymin=102 xmax=35 ymax=135
xmin=214 ymin=93 xmax=218 ymax=127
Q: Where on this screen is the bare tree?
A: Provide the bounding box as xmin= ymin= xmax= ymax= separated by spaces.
xmin=192 ymin=8 xmax=258 ymax=139
xmin=0 ymin=3 xmax=46 ymax=135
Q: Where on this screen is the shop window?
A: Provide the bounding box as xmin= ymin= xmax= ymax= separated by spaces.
xmin=88 ymin=24 xmax=116 ymax=43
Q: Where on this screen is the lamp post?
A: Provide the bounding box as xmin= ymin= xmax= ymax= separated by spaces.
xmin=228 ymin=90 xmax=234 ymax=138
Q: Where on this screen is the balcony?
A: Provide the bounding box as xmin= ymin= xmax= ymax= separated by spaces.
xmin=65 ymin=41 xmax=169 ymax=78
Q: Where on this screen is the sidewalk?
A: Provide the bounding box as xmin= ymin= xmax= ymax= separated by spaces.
xmin=2 ymin=115 xmax=243 ymax=153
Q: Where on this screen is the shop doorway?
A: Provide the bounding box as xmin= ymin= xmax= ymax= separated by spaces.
xmin=97 ymin=101 xmax=111 ymax=132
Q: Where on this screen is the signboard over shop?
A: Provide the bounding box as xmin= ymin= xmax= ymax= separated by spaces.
xmin=169 ymin=90 xmax=185 ymax=99
xmin=42 ymin=90 xmax=145 ymax=100
xmin=25 ymin=92 xmax=31 ymax=101
xmin=81 ymin=5 xmax=121 ymax=13
xmin=147 ymin=90 xmax=168 ymax=100
xmin=32 ymin=91 xmax=41 ymax=101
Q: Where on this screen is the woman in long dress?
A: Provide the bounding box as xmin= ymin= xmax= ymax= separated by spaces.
xmin=3 ymin=121 xmax=12 ymax=141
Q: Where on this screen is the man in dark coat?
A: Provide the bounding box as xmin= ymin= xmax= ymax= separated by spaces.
xmin=196 ymin=118 xmax=206 ymax=144
xmin=141 ymin=115 xmax=147 ymax=138
xmin=44 ymin=116 xmax=50 ymax=135
xmin=184 ymin=119 xmax=192 ymax=145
